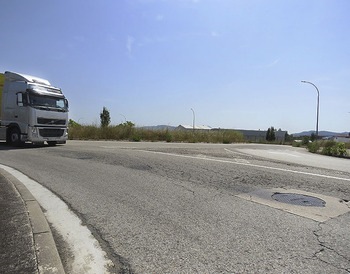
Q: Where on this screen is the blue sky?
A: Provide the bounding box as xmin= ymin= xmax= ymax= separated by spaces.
xmin=1 ymin=0 xmax=349 ymax=133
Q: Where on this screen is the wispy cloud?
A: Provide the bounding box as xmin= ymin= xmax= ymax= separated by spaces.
xmin=156 ymin=14 xmax=164 ymax=21
xmin=126 ymin=36 xmax=135 ymax=54
xmin=253 ymin=58 xmax=280 ymax=69
xmin=211 ymin=31 xmax=220 ymax=37
xmin=266 ymin=58 xmax=280 ymax=68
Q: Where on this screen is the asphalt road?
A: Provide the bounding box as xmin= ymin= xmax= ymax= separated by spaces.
xmin=1 ymin=141 xmax=349 ymax=273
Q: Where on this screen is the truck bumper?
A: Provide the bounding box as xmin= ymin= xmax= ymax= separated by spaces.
xmin=27 ymin=126 xmax=68 ymax=143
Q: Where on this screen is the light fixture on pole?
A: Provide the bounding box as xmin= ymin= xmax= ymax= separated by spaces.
xmin=301 ymin=80 xmax=320 ymax=137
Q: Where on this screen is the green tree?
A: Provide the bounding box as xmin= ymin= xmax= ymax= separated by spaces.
xmin=100 ymin=106 xmax=111 ymax=127
xmin=266 ymin=126 xmax=276 ymax=141
xmin=284 ymin=131 xmax=293 ymax=142
xmin=68 ymin=119 xmax=81 ymax=128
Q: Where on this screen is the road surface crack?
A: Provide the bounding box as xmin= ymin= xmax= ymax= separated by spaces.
xmin=313 ymin=223 xmax=350 ymax=272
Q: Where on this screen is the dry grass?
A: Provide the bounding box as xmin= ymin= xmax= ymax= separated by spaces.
xmin=68 ymin=125 xmax=244 ymax=144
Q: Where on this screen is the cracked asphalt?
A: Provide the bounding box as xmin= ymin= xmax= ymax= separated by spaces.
xmin=0 ymin=140 xmax=349 ymax=273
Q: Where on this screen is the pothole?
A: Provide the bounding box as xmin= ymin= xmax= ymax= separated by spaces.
xmin=272 ymin=193 xmax=326 ymax=207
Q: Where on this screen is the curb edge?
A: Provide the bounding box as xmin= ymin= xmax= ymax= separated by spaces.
xmin=0 ymin=167 xmax=65 ymax=274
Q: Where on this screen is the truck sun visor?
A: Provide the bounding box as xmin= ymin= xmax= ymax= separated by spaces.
xmin=27 ymin=84 xmax=63 ymax=96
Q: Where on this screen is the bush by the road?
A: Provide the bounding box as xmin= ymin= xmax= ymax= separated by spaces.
xmin=306 ymin=140 xmax=348 ymax=157
xmin=307 ymin=141 xmax=321 ymax=153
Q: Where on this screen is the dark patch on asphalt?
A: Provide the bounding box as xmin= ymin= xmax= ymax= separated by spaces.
xmin=129 ymin=165 xmax=152 ymax=171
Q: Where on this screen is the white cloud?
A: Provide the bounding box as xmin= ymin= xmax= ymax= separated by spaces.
xmin=127 ymin=36 xmax=135 ymax=54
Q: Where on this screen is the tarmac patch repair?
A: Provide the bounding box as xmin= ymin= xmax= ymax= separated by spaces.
xmin=237 ymin=188 xmax=350 ymax=222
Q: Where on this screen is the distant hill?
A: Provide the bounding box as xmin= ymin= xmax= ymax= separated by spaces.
xmin=139 ymin=125 xmax=176 ymax=131
xmin=293 ymin=130 xmax=349 ymax=136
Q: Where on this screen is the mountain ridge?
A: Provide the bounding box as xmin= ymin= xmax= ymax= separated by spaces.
xmin=292 ymin=130 xmax=349 ymax=136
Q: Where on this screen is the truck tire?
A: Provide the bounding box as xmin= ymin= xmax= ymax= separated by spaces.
xmin=9 ymin=127 xmax=25 ymax=147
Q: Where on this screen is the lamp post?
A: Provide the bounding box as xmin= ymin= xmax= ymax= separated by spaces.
xmin=301 ymin=80 xmax=320 ymax=138
xmin=190 ymin=108 xmax=195 ymax=131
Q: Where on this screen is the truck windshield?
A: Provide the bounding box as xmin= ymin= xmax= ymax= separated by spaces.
xmin=28 ymin=93 xmax=68 ymax=112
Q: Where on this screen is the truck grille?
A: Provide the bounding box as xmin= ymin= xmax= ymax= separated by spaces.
xmin=37 ymin=118 xmax=66 ymax=125
xmin=39 ymin=129 xmax=64 ymax=137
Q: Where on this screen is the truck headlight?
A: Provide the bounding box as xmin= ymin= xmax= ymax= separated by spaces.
xmin=31 ymin=127 xmax=38 ymax=137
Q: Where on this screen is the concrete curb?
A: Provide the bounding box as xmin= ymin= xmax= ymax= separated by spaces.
xmin=0 ymin=167 xmax=65 ymax=273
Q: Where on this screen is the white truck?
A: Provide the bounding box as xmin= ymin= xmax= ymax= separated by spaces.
xmin=0 ymin=71 xmax=69 ymax=146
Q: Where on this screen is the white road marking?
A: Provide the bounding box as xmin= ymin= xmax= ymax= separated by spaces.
xmin=0 ymin=164 xmax=113 ymax=274
xmin=136 ymin=150 xmax=350 ymax=182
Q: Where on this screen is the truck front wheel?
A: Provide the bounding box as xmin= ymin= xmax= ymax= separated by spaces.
xmin=8 ymin=127 xmax=25 ymax=147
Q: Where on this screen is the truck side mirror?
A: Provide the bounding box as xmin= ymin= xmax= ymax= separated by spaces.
xmin=65 ymin=99 xmax=69 ymax=109
xmin=17 ymin=93 xmax=23 ymax=107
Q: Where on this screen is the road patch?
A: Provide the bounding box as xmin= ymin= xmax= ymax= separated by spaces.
xmin=136 ymin=149 xmax=350 ymax=182
xmin=237 ymin=188 xmax=350 ymax=222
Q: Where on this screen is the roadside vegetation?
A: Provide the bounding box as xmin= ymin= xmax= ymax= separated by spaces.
xmin=68 ymin=108 xmax=348 ymax=152
xmin=292 ymin=136 xmax=349 ymax=158
xmin=68 ymin=121 xmax=244 ymax=143
xmin=69 ymin=106 xmax=245 ymax=145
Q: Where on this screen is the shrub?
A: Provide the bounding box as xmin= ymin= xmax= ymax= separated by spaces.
xmin=223 ymin=139 xmax=231 ymax=144
xmin=310 ymin=133 xmax=316 ymax=142
xmin=308 ymin=141 xmax=321 ymax=153
xmin=131 ymin=135 xmax=141 ymax=142
xmin=292 ymin=141 xmax=302 ymax=147
xmin=321 ymin=141 xmax=337 ymax=156
xmin=165 ymin=129 xmax=172 ymax=142
xmin=302 ymin=136 xmax=310 ymax=146
xmin=338 ymin=143 xmax=348 ymax=157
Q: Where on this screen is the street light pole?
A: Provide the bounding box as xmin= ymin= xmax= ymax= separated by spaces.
xmin=301 ymin=80 xmax=320 ymax=138
xmin=191 ymin=108 xmax=195 ymax=131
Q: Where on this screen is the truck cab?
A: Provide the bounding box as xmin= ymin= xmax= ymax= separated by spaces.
xmin=0 ymin=71 xmax=69 ymax=146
